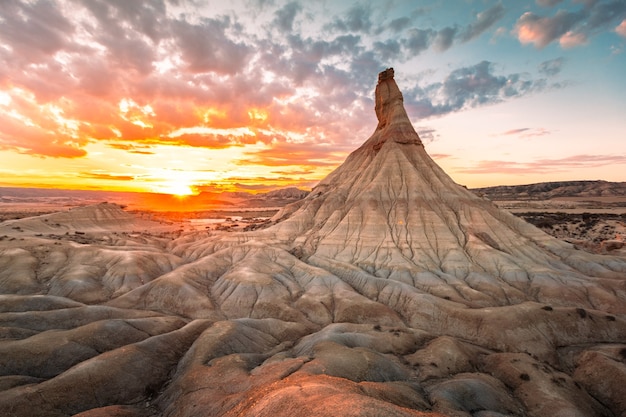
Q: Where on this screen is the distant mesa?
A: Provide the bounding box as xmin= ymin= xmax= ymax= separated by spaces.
xmin=0 ymin=70 xmax=625 ymax=417
xmin=473 ymin=180 xmax=626 ymax=200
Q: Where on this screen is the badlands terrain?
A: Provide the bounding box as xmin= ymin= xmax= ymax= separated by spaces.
xmin=1 ymin=69 xmax=625 ymax=417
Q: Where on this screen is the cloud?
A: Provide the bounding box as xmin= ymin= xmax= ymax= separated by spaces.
xmin=514 ymin=10 xmax=585 ymax=48
xmin=0 ymin=116 xmax=87 ymax=158
xmin=171 ymin=16 xmax=251 ymax=74
xmin=536 ymin=0 xmax=565 ymax=6
xmin=514 ymin=1 xmax=626 ymax=48
xmin=99 ymin=31 xmax=157 ymax=75
xmin=0 ymin=88 xmax=90 ymax=158
xmin=430 ymin=153 xmax=453 ymax=160
xmin=616 ymin=19 xmax=626 ymax=36
xmin=80 ymin=1 xmax=168 ymax=43
xmin=0 ymin=1 xmax=577 ymax=169
xmin=559 ymin=30 xmax=588 ymax=47
xmin=373 ymin=39 xmax=402 ymax=61
xmin=199 ymin=175 xmax=317 ymax=192
xmin=0 ymin=0 xmax=74 ymax=64
xmin=239 ymin=142 xmax=348 ymax=167
xmin=433 ymin=27 xmax=458 ymax=52
xmin=458 ymin=154 xmax=626 ymax=174
xmin=76 ymin=1 xmax=169 ymax=76
xmin=402 ymin=28 xmax=434 ymax=55
xmin=328 ymin=3 xmax=373 ymax=33
xmin=273 ymin=2 xmax=302 ymax=32
xmin=538 ymin=57 xmax=565 ymax=76
xmin=416 ymin=127 xmax=438 ymax=143
xmin=460 ymin=3 xmax=505 ymax=42
xmin=107 ymin=143 xmax=155 ymax=155
xmin=501 ymin=128 xmax=531 ymax=135
xmin=396 ymin=3 xmax=504 ymax=55
xmin=387 ymin=17 xmax=412 ymax=33
xmin=271 ymin=169 xmax=316 ymax=176
xmin=79 ymin=172 xmax=136 ymax=181
xmin=404 ymin=61 xmax=552 ymax=119
xmin=161 ymin=131 xmax=255 ymax=149
xmin=496 ymin=127 xmax=553 ymax=138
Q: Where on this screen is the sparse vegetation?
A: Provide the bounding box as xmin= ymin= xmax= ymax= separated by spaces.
xmin=515 ymin=211 xmax=626 ymax=254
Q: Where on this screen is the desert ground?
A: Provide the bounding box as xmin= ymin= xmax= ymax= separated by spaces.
xmin=0 ymin=70 xmax=625 ymax=417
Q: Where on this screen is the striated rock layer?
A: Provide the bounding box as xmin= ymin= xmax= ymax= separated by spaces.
xmin=1 ymin=69 xmax=625 ymax=417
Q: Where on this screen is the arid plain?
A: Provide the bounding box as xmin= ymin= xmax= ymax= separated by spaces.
xmin=1 ymin=71 xmax=625 ymax=417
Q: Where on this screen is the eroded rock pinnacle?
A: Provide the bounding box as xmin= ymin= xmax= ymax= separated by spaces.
xmin=374 ymin=67 xmax=422 ymax=146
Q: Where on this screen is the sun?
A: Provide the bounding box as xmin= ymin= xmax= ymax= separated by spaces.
xmin=161 ymin=182 xmax=195 ymax=197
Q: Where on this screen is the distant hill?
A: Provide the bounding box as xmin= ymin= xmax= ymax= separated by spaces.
xmin=264 ymin=187 xmax=310 ymax=200
xmin=472 ymin=180 xmax=626 ymax=200
xmin=0 ymin=186 xmax=310 ymax=211
xmin=4 ymin=181 xmax=625 ymax=210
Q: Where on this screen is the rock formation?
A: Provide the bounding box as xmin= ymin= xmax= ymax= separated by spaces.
xmin=1 ymin=70 xmax=625 ymax=417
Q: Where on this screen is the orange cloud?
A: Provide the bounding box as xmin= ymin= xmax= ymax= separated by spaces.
xmin=0 ymin=95 xmax=87 ymax=158
xmin=106 ymin=143 xmax=155 ymax=155
xmin=239 ymin=142 xmax=349 ymax=168
xmin=79 ymin=172 xmax=136 ymax=181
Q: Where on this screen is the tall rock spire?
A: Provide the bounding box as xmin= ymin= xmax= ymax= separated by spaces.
xmin=269 ymin=69 xmax=626 ymax=310
xmin=372 ymin=68 xmax=422 ymax=150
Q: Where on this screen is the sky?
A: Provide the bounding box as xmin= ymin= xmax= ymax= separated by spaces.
xmin=0 ymin=0 xmax=625 ymax=196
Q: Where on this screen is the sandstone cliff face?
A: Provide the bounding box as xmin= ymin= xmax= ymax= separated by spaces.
xmin=1 ymin=70 xmax=625 ymax=417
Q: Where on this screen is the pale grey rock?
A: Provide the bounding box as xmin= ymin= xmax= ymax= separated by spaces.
xmin=427 ymin=373 xmax=523 ymax=417
xmin=573 ymin=347 xmax=626 ymax=417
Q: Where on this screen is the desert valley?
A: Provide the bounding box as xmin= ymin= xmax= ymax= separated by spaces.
xmin=1 ymin=70 xmax=625 ymax=417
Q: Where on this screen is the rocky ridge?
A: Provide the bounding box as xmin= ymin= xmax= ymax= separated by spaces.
xmin=0 ymin=70 xmax=625 ymax=417
xmin=473 ymin=180 xmax=626 ymax=200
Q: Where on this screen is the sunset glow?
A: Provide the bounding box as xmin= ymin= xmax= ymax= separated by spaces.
xmin=0 ymin=1 xmax=625 ymax=196
xmin=161 ymin=183 xmax=195 ymax=197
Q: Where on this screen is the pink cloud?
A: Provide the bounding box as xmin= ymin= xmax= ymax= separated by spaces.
xmin=616 ymin=20 xmax=626 ymax=37
xmin=513 ymin=3 xmax=625 ymax=49
xmin=496 ymin=128 xmax=552 ymax=138
xmin=514 ymin=13 xmax=555 ymax=47
xmin=514 ymin=11 xmax=584 ymax=48
xmin=502 ymin=128 xmax=531 ymax=135
xmin=458 ymin=154 xmax=626 ymax=175
xmin=559 ymin=31 xmax=587 ymax=48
